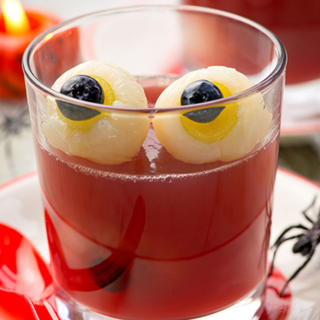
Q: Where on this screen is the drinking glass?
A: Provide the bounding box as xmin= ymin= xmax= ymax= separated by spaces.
xmin=23 ymin=5 xmax=286 ymax=320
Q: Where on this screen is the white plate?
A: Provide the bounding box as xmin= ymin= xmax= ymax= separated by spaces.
xmin=280 ymin=79 xmax=320 ymax=145
xmin=1 ymin=169 xmax=320 ymax=319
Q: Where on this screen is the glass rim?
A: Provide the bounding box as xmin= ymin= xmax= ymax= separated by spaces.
xmin=22 ymin=4 xmax=287 ymax=113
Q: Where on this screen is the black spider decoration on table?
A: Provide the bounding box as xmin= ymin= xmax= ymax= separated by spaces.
xmin=0 ymin=106 xmax=30 ymax=138
xmin=268 ymin=196 xmax=320 ymax=297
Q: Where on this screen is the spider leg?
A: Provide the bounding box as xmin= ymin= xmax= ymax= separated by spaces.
xmin=271 ymin=225 xmax=308 ymax=249
xmin=302 ymin=196 xmax=317 ymax=224
xmin=268 ymin=234 xmax=304 ymax=277
xmin=279 ymin=240 xmax=317 ymax=297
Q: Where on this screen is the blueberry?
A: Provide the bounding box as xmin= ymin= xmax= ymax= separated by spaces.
xmin=57 ymin=75 xmax=104 ymax=121
xmin=60 ymin=75 xmax=104 ymax=104
xmin=181 ymin=80 xmax=223 ymax=106
xmin=181 ymin=80 xmax=225 ymax=123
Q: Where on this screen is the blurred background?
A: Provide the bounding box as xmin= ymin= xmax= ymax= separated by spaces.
xmin=1 ymin=0 xmax=320 ymax=185
xmin=0 ymin=0 xmax=179 ymax=184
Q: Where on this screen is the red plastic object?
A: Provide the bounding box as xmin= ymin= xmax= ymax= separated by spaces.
xmin=0 ymin=223 xmax=59 ymax=319
xmin=259 ymin=267 xmax=292 ymax=320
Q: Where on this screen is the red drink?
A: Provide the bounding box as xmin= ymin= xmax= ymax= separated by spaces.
xmin=35 ymin=83 xmax=279 ymax=320
xmin=184 ymin=0 xmax=320 ymax=85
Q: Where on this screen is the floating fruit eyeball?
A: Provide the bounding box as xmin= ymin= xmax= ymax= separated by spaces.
xmin=153 ymin=66 xmax=272 ymax=164
xmin=42 ymin=60 xmax=150 ymax=165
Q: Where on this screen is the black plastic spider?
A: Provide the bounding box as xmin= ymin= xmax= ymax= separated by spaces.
xmin=0 ymin=107 xmax=30 ymax=138
xmin=268 ymin=196 xmax=320 ymax=297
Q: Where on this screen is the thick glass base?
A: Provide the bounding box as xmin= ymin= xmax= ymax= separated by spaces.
xmin=55 ymin=278 xmax=265 ymax=320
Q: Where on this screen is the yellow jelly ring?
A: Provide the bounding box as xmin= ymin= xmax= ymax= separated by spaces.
xmin=180 ymin=82 xmax=238 ymax=142
xmin=57 ymin=75 xmax=115 ymax=131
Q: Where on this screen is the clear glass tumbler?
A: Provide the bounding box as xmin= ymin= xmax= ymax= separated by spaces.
xmin=23 ymin=5 xmax=286 ymax=320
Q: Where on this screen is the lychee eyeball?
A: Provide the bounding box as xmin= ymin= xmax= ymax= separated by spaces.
xmin=153 ymin=66 xmax=272 ymax=164
xmin=42 ymin=60 xmax=150 ymax=165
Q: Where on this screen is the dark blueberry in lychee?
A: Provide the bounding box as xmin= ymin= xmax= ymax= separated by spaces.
xmin=57 ymin=75 xmax=104 ymax=121
xmin=60 ymin=75 xmax=104 ymax=104
xmin=181 ymin=79 xmax=223 ymax=106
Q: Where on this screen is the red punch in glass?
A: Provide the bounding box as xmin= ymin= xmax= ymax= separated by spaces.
xmin=23 ymin=5 xmax=286 ymax=320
